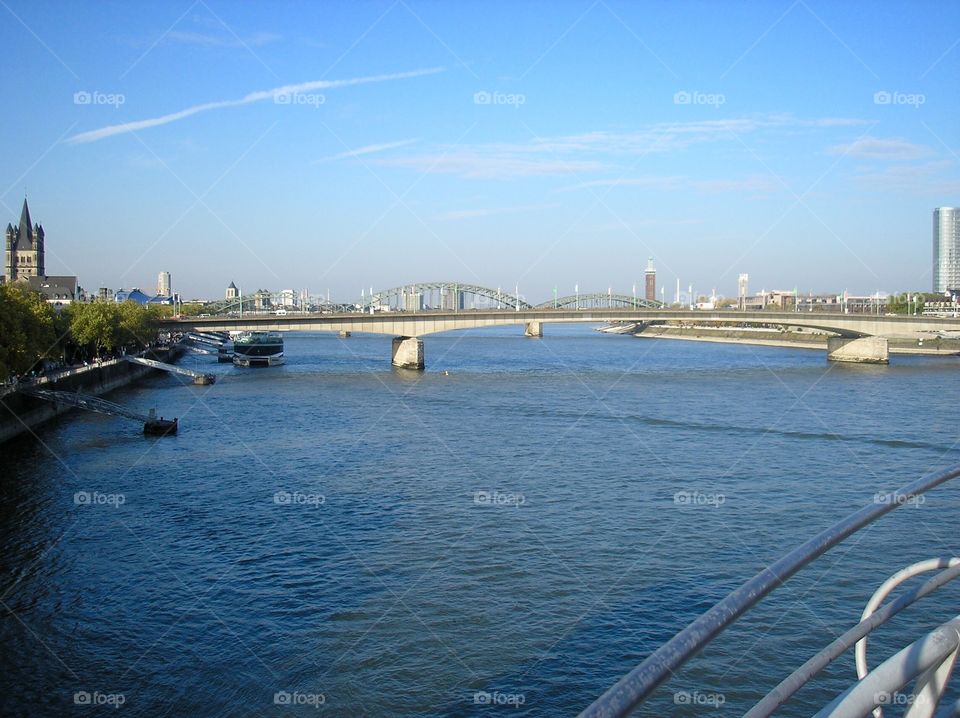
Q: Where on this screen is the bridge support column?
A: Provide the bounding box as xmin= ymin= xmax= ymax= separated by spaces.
xmin=339 ymin=330 xmax=351 ymax=338
xmin=392 ymin=336 xmax=424 ymax=370
xmin=827 ymin=336 xmax=889 ymax=364
xmin=524 ymin=321 xmax=543 ymax=338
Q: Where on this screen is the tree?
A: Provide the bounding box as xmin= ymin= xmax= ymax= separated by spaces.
xmin=69 ymin=301 xmax=121 ymax=356
xmin=0 ymin=285 xmax=57 ymax=380
xmin=886 ymin=292 xmax=926 ymax=315
xmin=117 ymin=301 xmax=162 ymax=350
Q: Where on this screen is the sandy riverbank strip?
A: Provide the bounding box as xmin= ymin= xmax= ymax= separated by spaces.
xmin=630 ymin=326 xmax=960 ymax=356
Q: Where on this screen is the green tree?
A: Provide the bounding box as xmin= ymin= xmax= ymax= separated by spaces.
xmin=117 ymin=301 xmax=160 ymax=349
xmin=177 ymin=302 xmax=206 ymax=317
xmin=0 ymin=285 xmax=57 ymax=380
xmin=69 ymin=301 xmax=121 ymax=356
xmin=886 ymin=292 xmax=925 ymax=315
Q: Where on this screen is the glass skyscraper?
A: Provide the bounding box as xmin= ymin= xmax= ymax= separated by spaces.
xmin=933 ymin=207 xmax=960 ymax=292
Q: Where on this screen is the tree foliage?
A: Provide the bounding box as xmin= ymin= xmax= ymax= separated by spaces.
xmin=69 ymin=300 xmax=162 ymax=356
xmin=69 ymin=301 xmax=122 ymax=355
xmin=1 ymin=293 xmax=164 ymax=381
xmin=886 ymin=292 xmax=929 ymax=315
xmin=0 ymin=285 xmax=58 ymax=380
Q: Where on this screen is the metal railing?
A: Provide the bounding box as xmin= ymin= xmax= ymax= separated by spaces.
xmin=579 ymin=462 xmax=960 ymax=718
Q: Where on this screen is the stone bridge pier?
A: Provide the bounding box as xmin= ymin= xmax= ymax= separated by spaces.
xmin=392 ymin=336 xmax=424 ymax=370
xmin=826 ymin=336 xmax=889 ymax=364
xmin=524 ymin=321 xmax=543 ymax=338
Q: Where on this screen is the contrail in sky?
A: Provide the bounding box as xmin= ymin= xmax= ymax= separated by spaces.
xmin=66 ymin=67 xmax=445 ymax=144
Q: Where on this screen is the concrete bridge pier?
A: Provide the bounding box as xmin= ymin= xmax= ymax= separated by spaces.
xmin=392 ymin=336 xmax=424 ymax=370
xmin=827 ymin=336 xmax=889 ymax=364
xmin=524 ymin=321 xmax=543 ymax=338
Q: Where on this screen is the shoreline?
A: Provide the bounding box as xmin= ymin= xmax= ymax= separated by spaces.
xmin=0 ymin=344 xmax=185 ymax=445
xmin=631 ymin=326 xmax=960 ymax=356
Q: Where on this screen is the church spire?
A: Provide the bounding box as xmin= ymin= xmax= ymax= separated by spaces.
xmin=18 ymin=197 xmax=32 ymax=242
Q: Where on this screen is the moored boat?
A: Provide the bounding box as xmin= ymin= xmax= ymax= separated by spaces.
xmin=232 ymin=331 xmax=284 ymax=367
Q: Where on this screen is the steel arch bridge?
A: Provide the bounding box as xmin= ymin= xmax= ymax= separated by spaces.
xmin=363 ymin=282 xmax=533 ymax=311
xmin=202 ymin=296 xmax=355 ymax=315
xmin=534 ymin=293 xmax=663 ymax=310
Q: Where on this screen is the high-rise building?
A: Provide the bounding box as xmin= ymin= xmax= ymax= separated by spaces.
xmin=4 ymin=198 xmax=44 ymax=281
xmin=934 ymin=208 xmax=960 ymax=292
xmin=644 ymin=258 xmax=656 ymax=302
xmin=738 ymin=273 xmax=749 ymax=309
xmin=440 ymin=285 xmax=464 ymax=310
xmin=403 ymin=287 xmax=423 ymax=312
xmin=157 ymin=271 xmax=171 ymax=297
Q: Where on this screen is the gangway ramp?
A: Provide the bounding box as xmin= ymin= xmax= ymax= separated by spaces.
xmin=19 ymin=388 xmax=178 ymax=436
xmin=124 ymin=356 xmax=216 ymax=385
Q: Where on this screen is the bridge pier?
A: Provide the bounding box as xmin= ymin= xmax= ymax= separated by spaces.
xmin=827 ymin=336 xmax=889 ymax=364
xmin=524 ymin=321 xmax=543 ymax=338
xmin=392 ymin=336 xmax=424 ymax=370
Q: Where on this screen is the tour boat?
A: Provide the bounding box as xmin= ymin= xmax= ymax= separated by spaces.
xmin=232 ymin=331 xmax=284 ymax=367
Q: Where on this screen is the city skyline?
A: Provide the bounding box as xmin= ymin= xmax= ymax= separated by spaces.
xmin=1 ymin=1 xmax=958 ymax=299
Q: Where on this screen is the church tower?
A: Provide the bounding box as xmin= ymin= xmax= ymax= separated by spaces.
xmin=4 ymin=198 xmax=44 ymax=281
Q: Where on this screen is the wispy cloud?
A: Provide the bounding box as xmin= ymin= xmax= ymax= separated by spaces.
xmin=165 ymin=30 xmax=281 ymax=47
xmin=379 ymin=151 xmax=606 ymax=178
xmin=558 ymin=174 xmax=777 ymax=195
xmin=66 ymin=67 xmax=445 ymax=144
xmin=827 ymin=136 xmax=931 ymax=160
xmin=853 ymin=160 xmax=960 ymax=192
xmin=558 ymin=176 xmax=686 ymax=192
xmin=692 ymin=176 xmax=778 ymax=194
xmin=314 ymin=139 xmax=420 ymax=164
xmin=434 ymin=202 xmax=560 ymax=221
xmin=378 ymin=114 xmax=867 ymax=180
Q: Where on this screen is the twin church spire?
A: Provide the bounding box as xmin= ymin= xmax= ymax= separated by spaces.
xmin=4 ymin=197 xmax=45 ymax=281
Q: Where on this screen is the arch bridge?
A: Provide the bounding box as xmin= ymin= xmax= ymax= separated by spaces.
xmin=362 ymin=282 xmax=533 ymax=311
xmin=533 ymin=293 xmax=662 ymax=310
xmin=165 ymin=308 xmax=960 ymax=370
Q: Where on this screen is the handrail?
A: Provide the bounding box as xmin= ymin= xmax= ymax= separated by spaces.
xmin=813 ymin=616 xmax=960 ymax=718
xmin=745 ymin=562 xmax=960 ymax=717
xmin=578 ymin=462 xmax=960 ymax=718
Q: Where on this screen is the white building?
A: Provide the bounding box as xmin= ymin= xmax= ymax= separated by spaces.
xmin=279 ymin=289 xmax=296 ymax=307
xmin=157 ymin=271 xmax=171 ymax=297
xmin=934 ymin=207 xmax=960 ymax=292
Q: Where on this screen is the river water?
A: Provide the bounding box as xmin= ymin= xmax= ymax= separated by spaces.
xmin=1 ymin=326 xmax=958 ymax=717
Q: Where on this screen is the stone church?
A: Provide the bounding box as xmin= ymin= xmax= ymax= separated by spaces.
xmin=3 ymin=198 xmax=81 ymax=304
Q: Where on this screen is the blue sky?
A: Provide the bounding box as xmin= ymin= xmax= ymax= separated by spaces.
xmin=1 ymin=0 xmax=958 ymax=301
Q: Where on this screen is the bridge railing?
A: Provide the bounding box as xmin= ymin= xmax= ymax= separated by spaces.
xmin=578 ymin=462 xmax=960 ymax=718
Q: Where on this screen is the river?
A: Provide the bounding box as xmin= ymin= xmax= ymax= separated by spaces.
xmin=1 ymin=326 xmax=958 ymax=716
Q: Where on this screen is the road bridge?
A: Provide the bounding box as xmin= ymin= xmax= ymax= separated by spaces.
xmin=164 ymin=309 xmax=960 ymax=369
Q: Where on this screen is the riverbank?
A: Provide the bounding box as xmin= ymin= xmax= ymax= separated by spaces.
xmin=0 ymin=344 xmax=185 ymax=445
xmin=632 ymin=325 xmax=960 ymax=355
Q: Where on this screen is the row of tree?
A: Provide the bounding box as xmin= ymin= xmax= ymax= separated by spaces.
xmin=0 ymin=285 xmax=167 ymax=382
xmin=884 ymin=292 xmax=943 ymax=314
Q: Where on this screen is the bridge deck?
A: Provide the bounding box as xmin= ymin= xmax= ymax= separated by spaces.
xmin=164 ymin=309 xmax=960 ymax=339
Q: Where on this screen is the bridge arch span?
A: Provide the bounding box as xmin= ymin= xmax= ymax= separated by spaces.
xmin=534 ymin=293 xmax=663 ymax=310
xmin=363 ymin=282 xmax=533 ymax=311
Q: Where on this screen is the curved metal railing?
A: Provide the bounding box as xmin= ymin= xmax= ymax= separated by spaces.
xmin=579 ymin=462 xmax=960 ymax=718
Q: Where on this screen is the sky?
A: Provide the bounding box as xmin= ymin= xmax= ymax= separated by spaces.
xmin=1 ymin=0 xmax=958 ymax=302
